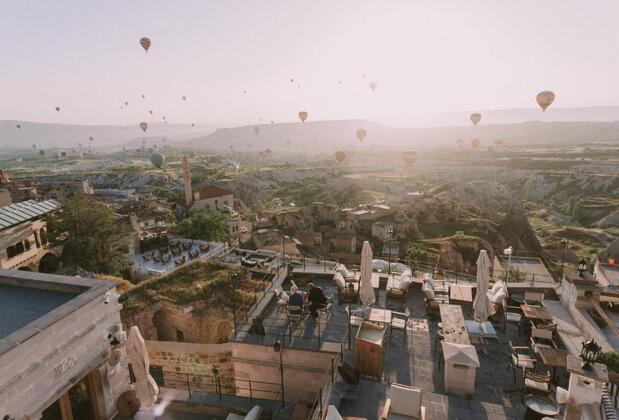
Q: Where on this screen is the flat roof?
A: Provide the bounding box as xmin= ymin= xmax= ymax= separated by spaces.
xmin=0 ymin=199 xmax=60 ymax=230
xmin=0 ymin=269 xmax=115 ymax=357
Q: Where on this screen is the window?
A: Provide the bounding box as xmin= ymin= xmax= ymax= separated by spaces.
xmin=6 ymin=241 xmax=26 ymax=259
xmin=34 ymin=231 xmax=41 ymax=248
xmin=24 ymin=239 xmax=31 ymax=251
xmin=176 ymin=329 xmax=185 ymax=342
xmin=40 ymin=228 xmax=48 ymax=245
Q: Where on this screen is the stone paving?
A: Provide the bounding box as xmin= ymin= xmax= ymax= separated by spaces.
xmin=338 ymin=285 xmax=529 ymax=419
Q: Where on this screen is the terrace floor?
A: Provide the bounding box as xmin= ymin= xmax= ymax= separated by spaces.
xmin=133 ymin=240 xmax=226 ymax=277
xmin=336 ymin=285 xmax=544 ymax=420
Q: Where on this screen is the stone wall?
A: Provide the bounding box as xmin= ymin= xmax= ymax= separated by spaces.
xmin=122 ymin=300 xmax=234 ymax=344
xmin=0 ymin=285 xmax=131 ymax=419
xmin=145 ymin=340 xmax=234 ymax=394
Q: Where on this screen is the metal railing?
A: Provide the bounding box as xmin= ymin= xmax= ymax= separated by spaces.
xmin=133 ymin=369 xmax=284 ymax=419
xmin=307 ymin=355 xmax=340 ymax=420
xmin=602 ymin=382 xmax=619 ymax=420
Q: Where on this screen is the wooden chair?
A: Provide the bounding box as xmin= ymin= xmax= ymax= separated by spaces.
xmin=523 ymin=370 xmax=552 ymax=396
xmin=501 ymin=299 xmax=524 ymax=333
xmin=508 ymin=341 xmax=536 ymax=383
xmin=286 ymin=304 xmax=305 ymax=325
xmin=381 ymin=383 xmax=426 ymax=419
xmin=390 ymin=307 xmax=410 ymax=345
xmin=338 ymin=282 xmax=359 ymax=303
xmin=345 ymin=305 xmax=366 ymax=328
xmin=423 ymin=286 xmax=449 ymax=315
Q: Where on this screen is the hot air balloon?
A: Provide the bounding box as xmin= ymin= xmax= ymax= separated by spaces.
xmin=149 ymin=110 xmax=153 ymax=114
xmin=140 ymin=37 xmax=151 ymax=52
xmin=403 ymin=151 xmax=418 ymax=166
xmin=471 ymin=138 xmax=480 ymax=149
xmin=89 ymin=136 xmax=94 ymax=142
xmin=253 ymin=127 xmax=260 ymax=136
xmin=335 ymin=151 xmax=346 ymax=164
xmin=55 ymin=107 xmax=60 ymax=112
xmin=142 ymin=94 xmax=146 ymax=99
xmin=494 ymin=139 xmax=504 ymax=145
xmin=16 ymin=124 xmax=21 ymax=129
xmin=356 ymin=128 xmax=367 ymax=142
xmin=470 ymin=113 xmax=481 ymax=126
xmin=124 ymin=101 xmax=128 ymax=106
xmin=369 ymin=82 xmax=377 ymax=91
xmin=536 ymin=91 xmax=555 ymax=112
xmin=139 ymin=122 xmax=148 ymax=132
xmin=182 ymin=96 xmax=186 ymax=101
xmin=290 ymin=78 xmax=294 ymax=83
xmin=298 ymin=111 xmax=308 ymax=122
xmin=191 ymin=123 xmax=195 ymax=127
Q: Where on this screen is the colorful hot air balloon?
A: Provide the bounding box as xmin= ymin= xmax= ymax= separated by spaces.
xmin=253 ymin=127 xmax=260 ymax=136
xmin=16 ymin=124 xmax=20 ymax=129
xmin=369 ymin=82 xmax=377 ymax=91
xmin=494 ymin=139 xmax=504 ymax=145
xmin=536 ymin=91 xmax=555 ymax=112
xmin=335 ymin=151 xmax=346 ymax=163
xmin=140 ymin=37 xmax=151 ymax=52
xmin=356 ymin=129 xmax=367 ymax=142
xmin=139 ymin=122 xmax=148 ymax=132
xmin=55 ymin=107 xmax=60 ymax=112
xmin=471 ymin=138 xmax=480 ymax=149
xmin=470 ymin=113 xmax=481 ymax=126
xmin=403 ymin=151 xmax=418 ymax=166
xmin=150 ymin=153 xmax=165 ymax=168
xmin=298 ymin=111 xmax=308 ymax=122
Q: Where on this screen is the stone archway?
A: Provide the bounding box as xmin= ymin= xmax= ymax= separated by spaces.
xmin=39 ymin=252 xmax=60 ymax=273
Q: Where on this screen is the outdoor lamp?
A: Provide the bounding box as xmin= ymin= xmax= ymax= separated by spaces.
xmin=578 ymin=258 xmax=588 ymax=277
xmin=273 ymin=340 xmax=282 ymax=353
xmin=560 ymin=239 xmax=567 ymax=249
xmin=212 ymin=367 xmax=219 ymax=377
xmin=580 ymin=339 xmax=601 ymax=370
xmin=503 ymin=246 xmax=513 ymax=256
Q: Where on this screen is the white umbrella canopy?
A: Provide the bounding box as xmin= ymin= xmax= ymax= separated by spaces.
xmin=126 ymin=326 xmax=159 ymax=408
xmin=359 ymin=241 xmax=376 ymax=306
xmin=473 ymin=250 xmax=493 ymax=323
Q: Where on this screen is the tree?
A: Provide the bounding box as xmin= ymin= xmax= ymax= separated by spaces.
xmin=47 ymin=197 xmax=128 ymax=275
xmin=403 ymin=243 xmax=435 ymax=268
xmin=173 ymin=208 xmax=228 ymax=242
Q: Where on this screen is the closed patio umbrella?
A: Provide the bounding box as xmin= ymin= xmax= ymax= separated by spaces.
xmin=473 ymin=250 xmax=493 ymax=323
xmin=126 ymin=326 xmax=159 ymax=408
xmin=359 ymin=241 xmax=376 ymax=307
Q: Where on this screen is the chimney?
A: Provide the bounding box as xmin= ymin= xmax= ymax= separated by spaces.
xmin=183 ymin=156 xmax=193 ymax=206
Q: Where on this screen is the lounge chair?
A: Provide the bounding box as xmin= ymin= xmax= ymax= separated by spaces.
xmin=334 ymin=272 xmax=359 ymax=303
xmin=390 ymin=307 xmax=410 ymax=345
xmin=422 ymin=282 xmax=448 ymax=314
xmin=386 ymin=271 xmax=414 ymax=300
xmin=381 ymin=383 xmax=426 ymax=419
xmin=336 ymin=263 xmax=358 ymax=282
xmin=225 ymin=405 xmax=262 ymax=420
xmin=345 ymin=305 xmax=367 ymax=328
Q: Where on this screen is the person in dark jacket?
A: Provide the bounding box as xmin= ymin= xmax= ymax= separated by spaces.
xmin=308 ymin=283 xmax=328 ymax=317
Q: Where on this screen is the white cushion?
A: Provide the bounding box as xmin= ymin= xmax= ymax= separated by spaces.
xmin=422 ymin=284 xmax=436 ymax=301
xmin=334 ymin=272 xmax=346 ymax=289
xmin=525 ymin=378 xmax=549 ymax=392
xmin=338 ymin=264 xmax=351 ymax=278
xmin=389 ymin=384 xmax=422 ymax=417
xmin=398 ymin=273 xmax=413 ymax=291
xmin=422 ymin=272 xmax=434 ymax=287
xmin=491 ymin=281 xmax=504 ymax=295
xmin=491 ymin=287 xmax=507 ymax=304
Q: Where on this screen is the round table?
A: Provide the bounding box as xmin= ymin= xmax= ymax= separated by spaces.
xmin=524 ymin=395 xmax=559 ymax=420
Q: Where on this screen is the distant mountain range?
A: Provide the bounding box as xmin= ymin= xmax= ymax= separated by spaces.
xmin=2 ymin=106 xmax=619 ymax=151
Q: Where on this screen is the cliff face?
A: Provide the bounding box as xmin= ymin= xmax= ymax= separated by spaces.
xmin=424 ymin=234 xmax=494 ymax=274
xmin=494 ymin=206 xmax=542 ymax=253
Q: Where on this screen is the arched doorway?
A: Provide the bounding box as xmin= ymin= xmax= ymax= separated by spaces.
xmin=39 ymin=252 xmax=60 ymax=273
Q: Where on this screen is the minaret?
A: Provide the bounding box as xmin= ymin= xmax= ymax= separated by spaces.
xmin=182 ymin=156 xmax=193 ymax=207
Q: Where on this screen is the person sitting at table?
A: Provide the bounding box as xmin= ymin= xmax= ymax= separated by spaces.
xmin=287 ymin=284 xmax=305 ymax=315
xmin=308 ymin=283 xmax=328 ymax=317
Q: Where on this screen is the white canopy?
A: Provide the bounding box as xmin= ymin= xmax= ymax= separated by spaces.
xmin=359 ymin=241 xmax=376 ymax=306
xmin=473 ymin=250 xmax=493 ymax=323
xmin=126 ymin=326 xmax=159 ymax=408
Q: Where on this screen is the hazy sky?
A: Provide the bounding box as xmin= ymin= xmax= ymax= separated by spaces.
xmin=2 ymin=0 xmax=619 ymax=126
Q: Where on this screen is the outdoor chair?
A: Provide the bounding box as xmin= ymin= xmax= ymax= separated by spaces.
xmin=274 ymin=288 xmax=287 ymax=315
xmin=199 ymin=243 xmax=210 ymax=252
xmin=523 ymin=370 xmax=552 ymax=396
xmin=286 ymin=304 xmax=305 ymax=325
xmin=225 ymin=405 xmax=262 ymax=420
xmin=314 ymin=296 xmax=334 ymax=320
xmin=390 ymin=307 xmax=410 ymax=345
xmin=336 ymin=274 xmax=359 ymax=303
xmin=508 ymin=341 xmax=537 ymax=383
xmin=423 ymin=284 xmax=449 ymax=315
xmin=345 ymin=305 xmax=366 ymax=328
xmin=182 ymin=242 xmax=192 ymax=251
xmin=336 ymin=263 xmax=359 ymax=282
xmin=381 ymin=383 xmax=426 ymax=420
xmin=501 ymin=299 xmax=524 ymax=333
xmin=386 ymin=272 xmax=414 ymax=301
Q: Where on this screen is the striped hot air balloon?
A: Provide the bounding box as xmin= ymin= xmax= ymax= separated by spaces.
xmin=470 ymin=113 xmax=481 ymax=126
xmin=140 ymin=37 xmax=151 ymax=52
xmin=471 ymin=138 xmax=481 ymax=149
xmin=298 ymin=111 xmax=308 ymax=122
xmin=356 ymin=129 xmax=367 ymax=142
xmin=335 ymin=151 xmax=346 ymax=163
xmin=139 ymin=122 xmax=148 ymax=132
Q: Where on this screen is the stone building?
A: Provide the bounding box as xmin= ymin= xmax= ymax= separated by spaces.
xmin=0 ymin=199 xmax=60 ymax=271
xmin=0 ymin=269 xmax=130 ymax=419
xmin=190 ymin=185 xmax=234 ymax=213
